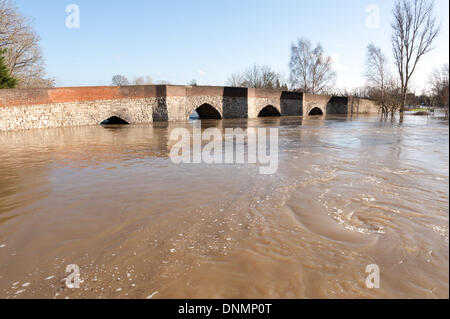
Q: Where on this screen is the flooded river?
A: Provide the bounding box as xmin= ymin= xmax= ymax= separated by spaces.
xmin=0 ymin=114 xmax=448 ymax=299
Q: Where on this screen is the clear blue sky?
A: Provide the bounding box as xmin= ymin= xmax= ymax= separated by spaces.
xmin=15 ymin=0 xmax=449 ymax=92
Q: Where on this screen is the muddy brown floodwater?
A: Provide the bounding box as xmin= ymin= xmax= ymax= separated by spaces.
xmin=0 ymin=114 xmax=448 ymax=299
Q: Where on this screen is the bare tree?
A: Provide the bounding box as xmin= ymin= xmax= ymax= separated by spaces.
xmin=243 ymin=65 xmax=262 ymax=88
xmin=131 ymin=75 xmax=152 ymax=85
xmin=365 ymin=43 xmax=391 ymax=117
xmin=429 ymin=64 xmax=449 ymax=118
xmin=111 ymin=74 xmax=129 ymax=86
xmin=0 ymin=0 xmax=53 ymax=88
xmin=366 ymin=44 xmax=389 ymax=91
xmin=226 ymin=73 xmax=244 ymax=87
xmin=391 ymin=0 xmax=440 ymax=116
xmin=132 ymin=76 xmax=144 ymax=85
xmin=289 ymin=38 xmax=336 ymax=94
xmin=384 ymin=79 xmax=405 ymax=119
xmin=227 ymin=64 xmax=285 ymax=89
xmin=144 ymin=75 xmax=153 ymax=85
xmin=367 ymin=79 xmax=404 ymax=120
xmin=242 ymin=64 xmax=281 ymax=89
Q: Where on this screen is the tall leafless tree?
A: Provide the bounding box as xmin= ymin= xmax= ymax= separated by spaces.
xmin=366 ymin=44 xmax=388 ymax=91
xmin=365 ymin=43 xmax=392 ymax=117
xmin=391 ymin=0 xmax=440 ymax=116
xmin=289 ymin=38 xmax=336 ymax=94
xmin=0 ymin=0 xmax=53 ymax=88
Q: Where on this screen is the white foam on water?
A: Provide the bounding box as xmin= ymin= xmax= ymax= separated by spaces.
xmin=146 ymin=291 xmax=158 ymax=299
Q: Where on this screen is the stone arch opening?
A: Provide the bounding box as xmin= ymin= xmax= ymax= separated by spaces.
xmin=258 ymin=105 xmax=281 ymax=117
xmin=193 ymin=103 xmax=222 ymax=120
xmin=308 ymin=107 xmax=324 ymax=116
xmin=100 ymin=116 xmax=129 ymax=125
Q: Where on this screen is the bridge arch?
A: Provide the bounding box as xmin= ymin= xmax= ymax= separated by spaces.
xmin=258 ymin=105 xmax=281 ymax=117
xmin=100 ymin=115 xmax=130 ymax=125
xmin=308 ymin=107 xmax=324 ymax=116
xmin=253 ymin=101 xmax=281 ymax=118
xmin=192 ymin=103 xmax=222 ymax=120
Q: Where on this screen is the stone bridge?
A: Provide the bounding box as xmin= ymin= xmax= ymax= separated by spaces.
xmin=0 ymin=85 xmax=379 ymax=131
